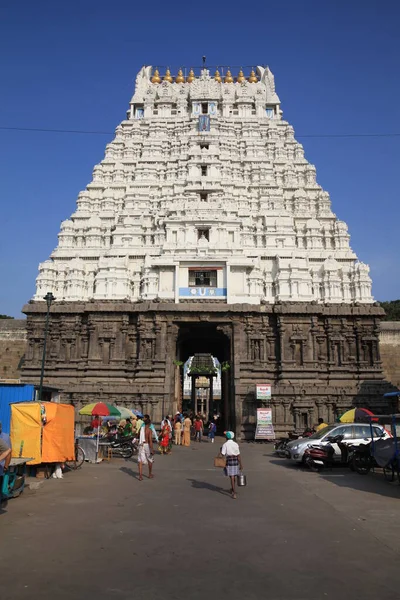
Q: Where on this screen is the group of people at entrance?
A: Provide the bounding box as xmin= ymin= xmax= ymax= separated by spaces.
xmin=172 ymin=413 xmax=217 ymax=447
xmin=157 ymin=412 xmax=219 ymax=453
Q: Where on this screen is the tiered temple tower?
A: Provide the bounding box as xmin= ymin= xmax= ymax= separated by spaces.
xmin=22 ymin=65 xmax=392 ymax=436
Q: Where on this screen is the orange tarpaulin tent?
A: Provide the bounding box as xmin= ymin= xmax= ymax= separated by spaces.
xmin=11 ymin=402 xmax=74 ymax=465
xmin=10 ymin=402 xmax=41 ymax=464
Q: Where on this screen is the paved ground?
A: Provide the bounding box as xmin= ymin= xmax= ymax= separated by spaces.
xmin=2 ymin=440 xmax=400 ymax=600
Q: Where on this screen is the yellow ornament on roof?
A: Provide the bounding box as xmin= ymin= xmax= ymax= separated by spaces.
xmin=163 ymin=68 xmax=173 ymax=83
xmin=214 ymin=69 xmax=222 ymax=83
xmin=151 ymin=68 xmax=161 ymax=84
xmin=175 ymin=69 xmax=185 ymax=84
xmin=186 ymin=69 xmax=195 ymax=83
xmin=248 ymin=69 xmax=258 ymax=83
xmin=236 ymin=69 xmax=245 ymax=83
xmin=224 ymin=69 xmax=234 ymax=84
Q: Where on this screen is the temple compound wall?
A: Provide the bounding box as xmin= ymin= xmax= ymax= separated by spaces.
xmin=21 ymin=301 xmax=397 ymax=438
xmin=0 ymin=319 xmax=27 ymax=382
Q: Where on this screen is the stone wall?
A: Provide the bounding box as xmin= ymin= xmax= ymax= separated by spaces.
xmin=0 ymin=319 xmax=27 ymax=381
xmin=20 ymin=301 xmax=399 ymax=438
xmin=0 ymin=314 xmax=400 ymax=436
xmin=380 ymin=322 xmax=400 ymax=389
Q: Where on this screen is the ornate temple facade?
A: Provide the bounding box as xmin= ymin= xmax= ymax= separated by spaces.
xmin=22 ymin=64 xmax=393 ymax=437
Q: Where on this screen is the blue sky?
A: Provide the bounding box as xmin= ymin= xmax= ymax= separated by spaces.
xmin=1 ymin=0 xmax=399 ymax=318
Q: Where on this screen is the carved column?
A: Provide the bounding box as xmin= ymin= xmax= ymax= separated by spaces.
xmin=277 ymin=315 xmax=286 ymax=366
xmin=326 ymin=400 xmax=334 ymax=424
xmin=293 ymin=407 xmax=301 ymax=430
xmin=88 ymin=320 xmax=100 ymax=361
xmin=282 ymin=399 xmax=292 ymax=428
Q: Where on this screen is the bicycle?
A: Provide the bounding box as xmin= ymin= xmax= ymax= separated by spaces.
xmin=64 ymin=439 xmax=85 ymax=470
xmin=383 ymin=456 xmax=400 ymax=483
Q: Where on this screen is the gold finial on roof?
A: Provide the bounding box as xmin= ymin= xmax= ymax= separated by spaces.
xmin=175 ymin=69 xmax=185 ymax=84
xmin=248 ymin=69 xmax=258 ymax=83
xmin=236 ymin=69 xmax=245 ymax=83
xmin=186 ymin=69 xmax=195 ymax=83
xmin=151 ymin=68 xmax=161 ymax=84
xmin=224 ymin=69 xmax=234 ymax=83
xmin=163 ymin=68 xmax=173 ymax=83
xmin=214 ymin=69 xmax=222 ymax=83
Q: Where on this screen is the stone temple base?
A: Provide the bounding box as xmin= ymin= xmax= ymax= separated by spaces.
xmin=21 ymin=301 xmax=397 ymax=439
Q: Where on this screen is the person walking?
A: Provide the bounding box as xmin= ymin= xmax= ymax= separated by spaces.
xmin=208 ymin=420 xmax=216 ymax=443
xmin=174 ymin=418 xmax=182 ymax=445
xmin=221 ymin=431 xmax=243 ymax=500
xmin=194 ymin=416 xmax=204 ymax=443
xmin=138 ymin=415 xmax=155 ymax=481
xmin=159 ymin=418 xmax=172 ymax=455
xmin=182 ymin=414 xmax=192 ymax=447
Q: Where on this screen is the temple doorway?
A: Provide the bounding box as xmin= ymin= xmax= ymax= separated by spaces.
xmin=175 ymin=323 xmax=233 ymax=432
xmin=182 ymin=354 xmax=220 ymax=417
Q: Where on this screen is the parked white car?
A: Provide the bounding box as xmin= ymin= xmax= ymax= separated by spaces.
xmin=286 ymin=423 xmax=390 ymax=463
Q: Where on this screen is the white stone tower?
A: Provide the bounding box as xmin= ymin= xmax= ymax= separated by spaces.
xmin=34 ymin=65 xmax=373 ymax=305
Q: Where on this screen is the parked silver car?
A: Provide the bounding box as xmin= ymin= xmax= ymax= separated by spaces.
xmin=286 ymin=423 xmax=390 ymax=463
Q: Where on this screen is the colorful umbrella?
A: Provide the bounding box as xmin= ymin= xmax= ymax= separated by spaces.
xmin=79 ymin=403 xmax=122 ymax=461
xmin=339 ymin=407 xmax=375 ymax=423
xmin=101 ymin=406 xmax=135 ymax=420
xmin=131 ymin=409 xmax=144 ymax=418
xmin=79 ymin=402 xmax=120 ymax=417
xmin=115 ymin=406 xmax=137 ymax=419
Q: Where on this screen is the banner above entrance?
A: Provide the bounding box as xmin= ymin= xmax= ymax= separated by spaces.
xmin=179 ymin=287 xmax=227 ymax=298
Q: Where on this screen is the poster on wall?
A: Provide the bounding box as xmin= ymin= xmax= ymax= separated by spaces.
xmin=255 ymin=407 xmax=275 ymax=440
xmin=256 ymin=384 xmax=271 ymax=401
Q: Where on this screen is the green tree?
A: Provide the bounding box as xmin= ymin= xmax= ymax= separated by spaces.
xmin=0 ymin=314 xmax=14 ymax=319
xmin=379 ymin=300 xmax=400 ymax=321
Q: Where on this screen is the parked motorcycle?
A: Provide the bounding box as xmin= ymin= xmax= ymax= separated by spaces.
xmin=335 ymin=440 xmax=373 ymax=475
xmin=304 ymin=434 xmax=344 ymax=472
xmin=274 ymin=431 xmax=299 ymax=457
xmin=108 ymin=436 xmax=138 ymax=459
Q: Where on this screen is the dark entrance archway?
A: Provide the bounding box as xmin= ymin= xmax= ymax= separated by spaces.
xmin=176 ymin=323 xmax=234 ymax=432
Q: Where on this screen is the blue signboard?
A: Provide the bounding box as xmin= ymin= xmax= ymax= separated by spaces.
xmin=179 ymin=287 xmax=227 ymax=298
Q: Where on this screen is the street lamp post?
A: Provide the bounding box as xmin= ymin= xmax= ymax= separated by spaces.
xmin=38 ymin=292 xmax=55 ymax=401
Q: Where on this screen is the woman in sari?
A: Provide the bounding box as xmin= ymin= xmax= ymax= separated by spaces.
xmin=182 ymin=414 xmax=192 ymax=447
xmin=159 ymin=420 xmax=172 ymax=455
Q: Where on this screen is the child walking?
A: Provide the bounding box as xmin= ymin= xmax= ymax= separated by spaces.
xmin=208 ymin=421 xmax=216 ymax=443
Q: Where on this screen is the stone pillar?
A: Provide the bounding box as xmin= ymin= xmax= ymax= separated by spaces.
xmin=283 ymin=399 xmax=291 ymax=428
xmin=293 ymin=407 xmax=301 ymax=430
xmin=209 ymin=375 xmax=214 ymax=419
xmin=326 ymin=401 xmax=334 ymax=424
xmin=191 ymin=375 xmax=196 ymax=413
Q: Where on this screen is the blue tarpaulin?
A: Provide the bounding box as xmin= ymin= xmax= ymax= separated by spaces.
xmin=0 ymin=384 xmax=35 ymax=434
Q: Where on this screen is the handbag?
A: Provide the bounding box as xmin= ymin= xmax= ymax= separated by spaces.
xmin=214 ymin=453 xmax=226 ymax=468
xmin=237 ymin=472 xmax=247 ymax=487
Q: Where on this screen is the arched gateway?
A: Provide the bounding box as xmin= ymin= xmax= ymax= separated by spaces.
xmin=22 ymin=64 xmax=394 ymax=438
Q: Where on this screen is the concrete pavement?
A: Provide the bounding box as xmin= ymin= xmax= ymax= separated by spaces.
xmin=1 ymin=439 xmax=400 ymax=600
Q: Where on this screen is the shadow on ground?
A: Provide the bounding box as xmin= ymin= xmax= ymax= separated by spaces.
xmin=120 ymin=466 xmax=139 ymax=480
xmin=319 ymin=469 xmax=400 ymax=500
xmin=269 ymin=454 xmax=400 ymax=499
xmin=187 ymin=478 xmax=231 ymax=496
